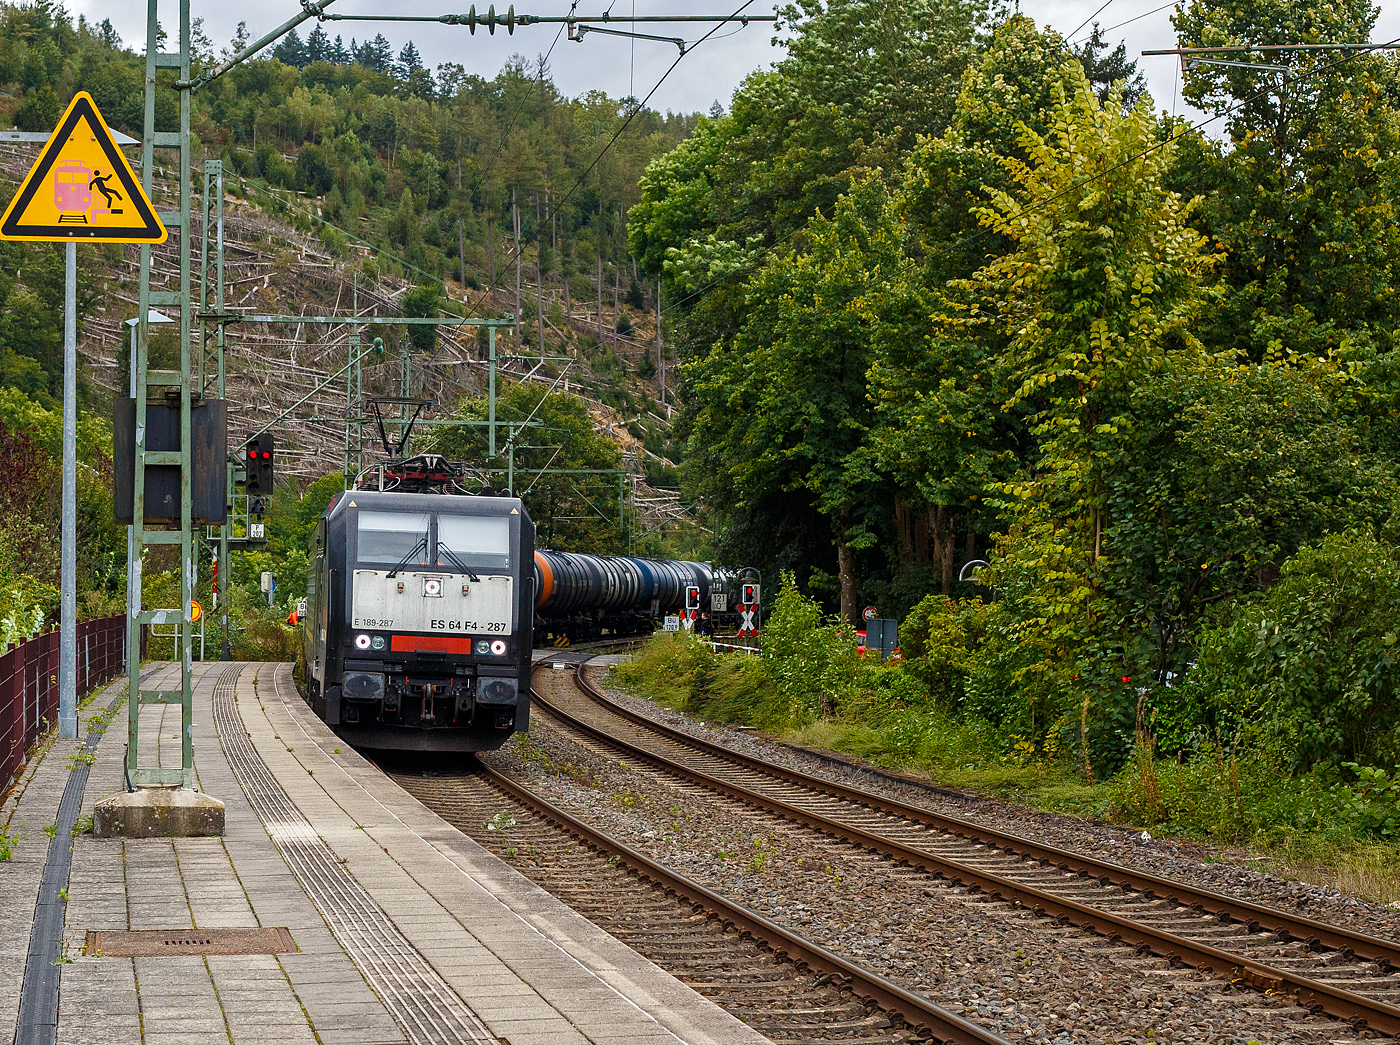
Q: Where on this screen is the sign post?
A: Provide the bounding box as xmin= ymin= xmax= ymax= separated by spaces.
xmin=59 ymin=240 xmax=75 ymax=737
xmin=0 ymin=92 xmax=166 ymax=740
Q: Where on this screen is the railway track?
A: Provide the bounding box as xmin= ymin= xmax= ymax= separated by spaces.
xmin=391 ymin=754 xmax=1012 ymax=1045
xmin=529 ymin=660 xmax=1400 ymax=1037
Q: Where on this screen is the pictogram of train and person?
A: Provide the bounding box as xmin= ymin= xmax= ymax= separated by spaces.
xmin=53 ymin=162 xmax=124 ymax=224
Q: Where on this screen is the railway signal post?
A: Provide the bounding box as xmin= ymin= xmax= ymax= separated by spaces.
xmin=96 ymin=2 xmax=227 ymax=836
xmin=738 ymin=581 xmax=760 ymax=641
xmin=684 ymin=585 xmax=701 ymax=631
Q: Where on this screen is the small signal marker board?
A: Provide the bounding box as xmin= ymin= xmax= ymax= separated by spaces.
xmin=0 ymin=92 xmax=166 ymax=243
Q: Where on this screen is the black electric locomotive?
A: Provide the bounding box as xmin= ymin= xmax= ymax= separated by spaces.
xmin=302 ymin=489 xmax=535 ymax=752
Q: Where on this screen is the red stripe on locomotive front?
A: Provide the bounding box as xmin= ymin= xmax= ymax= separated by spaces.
xmin=390 ymin=634 xmax=473 ymax=654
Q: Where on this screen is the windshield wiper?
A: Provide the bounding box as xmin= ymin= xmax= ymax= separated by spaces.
xmin=385 ymin=535 xmax=428 ymax=578
xmin=435 ymin=542 xmax=481 ymax=582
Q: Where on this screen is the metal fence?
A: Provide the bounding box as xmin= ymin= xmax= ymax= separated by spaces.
xmin=0 ymin=614 xmax=127 ymax=791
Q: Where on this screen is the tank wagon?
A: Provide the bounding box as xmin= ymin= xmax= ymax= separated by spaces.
xmin=533 ymin=550 xmax=730 ymax=642
xmin=302 ymin=486 xmax=738 ymax=752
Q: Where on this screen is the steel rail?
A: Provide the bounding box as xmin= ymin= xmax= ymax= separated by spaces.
xmin=480 ymin=713 xmax=1012 ymax=1045
xmin=530 ymin=669 xmax=1400 ymax=1036
xmin=568 ymin=665 xmax=1400 ymax=973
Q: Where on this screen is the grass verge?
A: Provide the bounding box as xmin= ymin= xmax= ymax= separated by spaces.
xmin=609 ymin=633 xmax=1400 ymax=906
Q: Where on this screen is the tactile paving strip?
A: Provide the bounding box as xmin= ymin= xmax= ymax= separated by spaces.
xmin=85 ymin=926 xmax=296 ymax=957
xmin=211 ymin=664 xmax=499 ymax=1045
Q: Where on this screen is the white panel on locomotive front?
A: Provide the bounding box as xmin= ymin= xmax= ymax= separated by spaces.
xmin=352 ymin=571 xmax=514 ymax=634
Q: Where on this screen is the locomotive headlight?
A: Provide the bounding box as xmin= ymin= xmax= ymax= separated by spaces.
xmin=490 ymin=639 xmax=507 ymax=656
xmin=354 ymin=633 xmax=372 ymax=650
xmin=370 ymin=635 xmax=387 ymax=651
xmin=423 ymin=577 xmax=443 ymax=598
xmin=474 ymin=639 xmax=491 ymax=655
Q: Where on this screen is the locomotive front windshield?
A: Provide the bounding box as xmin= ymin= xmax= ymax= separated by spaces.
xmin=436 ymin=515 xmax=511 ymax=572
xmin=357 ymin=511 xmax=430 ymax=566
xmin=355 ymin=509 xmax=512 ymax=573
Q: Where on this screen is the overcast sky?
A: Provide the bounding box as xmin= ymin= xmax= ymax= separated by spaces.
xmin=70 ymin=0 xmax=1400 ymax=128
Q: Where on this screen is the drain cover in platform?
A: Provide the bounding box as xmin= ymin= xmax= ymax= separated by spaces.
xmin=84 ymin=927 xmax=297 ymax=957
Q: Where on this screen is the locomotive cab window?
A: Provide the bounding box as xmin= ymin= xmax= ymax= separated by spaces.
xmin=357 ymin=511 xmax=430 ymax=566
xmin=435 ymin=514 xmax=511 ymax=572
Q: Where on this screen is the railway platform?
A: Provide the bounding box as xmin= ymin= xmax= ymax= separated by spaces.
xmin=0 ymin=660 xmax=769 ymax=1045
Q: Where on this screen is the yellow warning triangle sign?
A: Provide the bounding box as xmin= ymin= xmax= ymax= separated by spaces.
xmin=0 ymin=92 xmax=166 ymax=243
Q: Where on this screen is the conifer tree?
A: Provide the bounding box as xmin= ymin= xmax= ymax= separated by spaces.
xmin=396 ymin=40 xmax=423 ymax=79
xmin=305 ymin=24 xmax=330 ymax=64
xmin=272 ymin=27 xmax=307 ymax=68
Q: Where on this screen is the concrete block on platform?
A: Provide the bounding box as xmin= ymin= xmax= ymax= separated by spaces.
xmin=92 ymin=787 xmax=226 ymax=837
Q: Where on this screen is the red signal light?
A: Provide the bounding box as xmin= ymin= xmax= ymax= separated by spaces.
xmin=1122 ymin=675 xmax=1130 ymax=684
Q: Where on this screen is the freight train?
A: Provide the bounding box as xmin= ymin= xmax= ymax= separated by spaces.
xmin=301 ymin=486 xmax=732 ymax=752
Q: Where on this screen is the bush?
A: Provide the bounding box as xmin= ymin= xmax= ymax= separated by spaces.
xmin=611 ymin=631 xmax=787 ymax=729
xmin=0 ymin=575 xmax=56 ymax=648
xmin=1194 ymin=530 xmax=1400 ymax=770
xmin=236 ymin=603 xmax=300 ymax=661
xmin=1108 ymin=739 xmax=1340 ymax=844
xmin=318 ymin=225 xmax=348 ymax=257
xmin=1331 ymin=763 xmax=1400 ymax=838
xmin=761 ymin=572 xmax=860 ymax=721
xmin=900 ymin=595 xmax=998 ymax=709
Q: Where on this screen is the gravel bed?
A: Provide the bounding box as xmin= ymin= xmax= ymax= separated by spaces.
xmin=483 ymin=673 xmax=1369 ymax=1043
xmin=588 ymin=666 xmax=1400 ymax=944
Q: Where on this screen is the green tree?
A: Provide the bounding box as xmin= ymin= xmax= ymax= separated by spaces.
xmin=13 ymin=83 xmax=59 ymax=130
xmin=1102 ymin=364 xmax=1394 ymax=681
xmin=949 ymin=64 xmax=1212 ymax=714
xmin=402 ymin=283 xmax=444 ymax=350
xmin=630 ymin=0 xmax=982 ymax=333
xmin=1172 ymin=0 xmax=1400 ymax=361
xmin=685 ymin=181 xmax=900 ymax=622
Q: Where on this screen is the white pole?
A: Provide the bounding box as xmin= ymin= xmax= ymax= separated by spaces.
xmin=59 ymin=241 xmax=76 ymax=739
